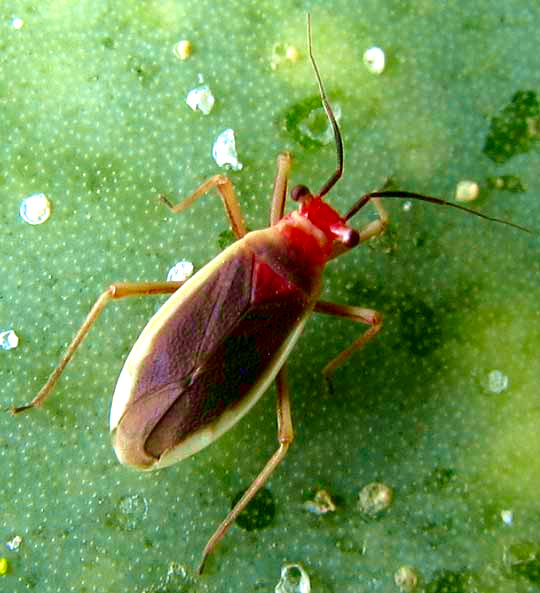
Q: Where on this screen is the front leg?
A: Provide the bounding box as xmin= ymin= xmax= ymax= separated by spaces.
xmin=159 ymin=174 xmax=247 ymax=239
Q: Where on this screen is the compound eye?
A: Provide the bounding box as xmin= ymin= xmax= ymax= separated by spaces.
xmin=347 ymin=228 xmax=360 ymax=247
xmin=291 ymin=184 xmax=311 ymax=202
xmin=343 ymin=228 xmax=360 ymax=248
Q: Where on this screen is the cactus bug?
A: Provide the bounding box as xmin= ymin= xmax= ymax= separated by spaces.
xmin=12 ymin=15 xmax=530 ymax=574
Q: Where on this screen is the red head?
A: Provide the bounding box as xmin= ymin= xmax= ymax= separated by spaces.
xmin=291 ymin=184 xmax=359 ymax=257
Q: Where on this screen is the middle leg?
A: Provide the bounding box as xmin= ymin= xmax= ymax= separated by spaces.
xmin=314 ymin=300 xmax=383 ymax=384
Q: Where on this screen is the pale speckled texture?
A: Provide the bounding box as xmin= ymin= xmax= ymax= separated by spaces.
xmin=1 ymin=2 xmax=540 ymax=592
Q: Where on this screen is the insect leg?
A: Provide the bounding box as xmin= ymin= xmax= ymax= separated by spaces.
xmin=357 ymin=197 xmax=389 ymax=243
xmin=270 ymin=152 xmax=292 ymax=225
xmin=198 ymin=365 xmax=294 ymax=574
xmin=314 ymin=301 xmax=383 ymax=387
xmin=159 ymin=175 xmax=247 ymax=239
xmin=11 ymin=281 xmax=183 ymax=414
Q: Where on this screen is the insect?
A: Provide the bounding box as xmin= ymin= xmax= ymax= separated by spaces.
xmin=12 ymin=15 xmax=529 ymax=574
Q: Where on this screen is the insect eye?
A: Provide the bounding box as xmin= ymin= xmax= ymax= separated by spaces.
xmin=343 ymin=228 xmax=360 ymax=248
xmin=291 ymin=184 xmax=311 ymax=202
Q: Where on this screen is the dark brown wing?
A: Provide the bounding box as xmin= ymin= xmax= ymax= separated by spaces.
xmin=116 ymin=244 xmax=309 ymax=463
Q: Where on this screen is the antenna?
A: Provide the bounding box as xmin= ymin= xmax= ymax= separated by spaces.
xmin=344 ymin=189 xmax=532 ymax=233
xmin=307 ymin=14 xmax=344 ymax=198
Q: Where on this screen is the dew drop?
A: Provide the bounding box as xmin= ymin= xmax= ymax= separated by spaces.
xmin=487 ymin=369 xmax=509 ymax=394
xmin=20 ymin=193 xmax=52 ymax=225
xmin=212 ymin=129 xmax=243 ymax=171
xmin=394 ymin=565 xmax=420 ymax=592
xmin=0 ymin=330 xmax=19 ymax=351
xmin=186 ymin=84 xmax=215 ymax=115
xmin=173 ymin=39 xmax=192 ymax=61
xmin=275 ymin=563 xmax=311 ymax=593
xmin=11 ymin=17 xmax=24 ymax=30
xmin=6 ymin=535 xmax=22 ymax=551
xmin=298 ymin=104 xmax=342 ymax=145
xmin=455 ymin=179 xmax=480 ymax=202
xmin=501 ymin=509 xmax=513 ymax=526
xmin=271 ymin=43 xmax=301 ymax=69
xmin=167 ymin=260 xmax=194 ymax=282
xmin=303 ymin=489 xmax=336 ymax=514
xmin=363 ymin=47 xmax=385 ymax=74
xmin=358 ymin=482 xmax=394 ymax=517
xmin=106 ymin=494 xmax=148 ymax=531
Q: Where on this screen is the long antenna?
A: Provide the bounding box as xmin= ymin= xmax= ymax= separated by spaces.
xmin=307 ymin=14 xmax=344 ymax=198
xmin=344 ymin=189 xmax=532 ymax=233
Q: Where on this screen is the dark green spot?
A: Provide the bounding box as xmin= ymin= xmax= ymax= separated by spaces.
xmin=101 ymin=36 xmax=114 ymax=49
xmin=424 ymin=467 xmax=456 ymax=490
xmin=483 ymin=90 xmax=540 ymax=163
xmin=217 ymin=229 xmax=237 ymax=250
xmin=504 ymin=542 xmax=540 ymax=584
xmin=412 ymin=230 xmax=428 ymax=248
xmin=426 ymin=570 xmax=471 ymax=593
xmin=396 ymin=297 xmax=442 ymax=356
xmin=231 ymin=487 xmax=275 ymax=531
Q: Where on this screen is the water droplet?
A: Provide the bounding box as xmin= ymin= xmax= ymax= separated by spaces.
xmin=286 ymin=46 xmax=300 ymax=63
xmin=6 ymin=535 xmax=22 ymax=551
xmin=487 ymin=369 xmax=509 ymax=394
xmin=163 ymin=562 xmax=191 ymax=589
xmin=303 ymin=489 xmax=336 ymax=514
xmin=285 ymin=97 xmax=342 ymax=148
xmin=275 ymin=563 xmax=311 ymax=593
xmin=363 ymin=47 xmax=385 ymax=74
xmin=403 ymin=200 xmax=412 ymax=212
xmin=501 ymin=509 xmax=513 ymax=526
xmin=106 ymin=494 xmax=148 ymax=531
xmin=271 ymin=43 xmax=301 ymax=69
xmin=358 ymin=482 xmax=394 ymax=517
xmin=118 ymin=494 xmax=147 ymax=529
xmin=11 ymin=17 xmax=24 ymax=30
xmin=186 ymin=84 xmax=215 ymax=115
xmin=212 ymin=129 xmax=243 ymax=171
xmin=167 ymin=260 xmax=194 ymax=282
xmin=298 ymin=103 xmax=342 ymax=146
xmin=20 ymin=193 xmax=52 ymax=225
xmin=173 ymin=40 xmax=192 ymax=61
xmin=141 ymin=562 xmax=192 ymax=593
xmin=455 ymin=180 xmax=480 ymax=202
xmin=394 ymin=566 xmax=420 ymax=592
xmin=0 ymin=330 xmax=19 ymax=351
